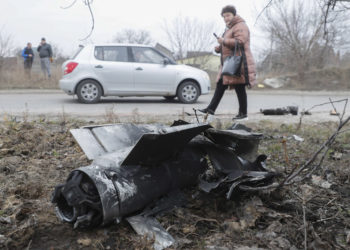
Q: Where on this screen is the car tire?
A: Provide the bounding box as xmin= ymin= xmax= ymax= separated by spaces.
xmin=76 ymin=80 xmax=102 ymax=104
xmin=163 ymin=96 xmax=176 ymax=101
xmin=177 ymin=81 xmax=200 ymax=104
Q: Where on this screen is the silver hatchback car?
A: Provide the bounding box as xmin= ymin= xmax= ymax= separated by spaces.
xmin=59 ymin=44 xmax=211 ymax=104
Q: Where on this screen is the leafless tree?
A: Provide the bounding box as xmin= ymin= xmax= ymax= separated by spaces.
xmin=50 ymin=43 xmax=69 ymax=64
xmin=319 ymin=0 xmax=350 ymax=35
xmin=0 ymin=30 xmax=13 ymax=58
xmin=341 ymin=51 xmax=350 ymax=66
xmin=162 ymin=16 xmax=218 ymax=68
xmin=0 ymin=30 xmax=14 ymax=71
xmin=258 ymin=0 xmax=350 ymax=34
xmin=112 ymin=29 xmax=153 ymax=45
xmin=259 ymin=0 xmax=348 ymax=80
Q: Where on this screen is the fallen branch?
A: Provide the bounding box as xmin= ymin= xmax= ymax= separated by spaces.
xmin=297 ymin=98 xmax=348 ymax=130
xmin=302 ymin=201 xmax=307 ymax=250
xmin=245 ymin=99 xmax=349 ymax=191
xmin=337 ymin=128 xmax=350 ymax=134
xmin=285 ymin=115 xmax=350 ymax=185
xmin=281 ymin=137 xmax=290 ymax=173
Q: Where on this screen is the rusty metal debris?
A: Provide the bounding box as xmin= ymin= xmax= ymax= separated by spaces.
xmin=52 ymin=121 xmax=276 ymax=249
xmin=261 ymin=106 xmax=298 ymax=115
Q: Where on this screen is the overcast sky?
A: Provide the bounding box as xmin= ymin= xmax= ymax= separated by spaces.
xmin=1 ymin=0 xmax=269 ymax=57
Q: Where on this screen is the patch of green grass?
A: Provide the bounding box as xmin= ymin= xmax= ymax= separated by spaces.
xmin=267 ymin=143 xmax=282 ymax=153
xmin=52 ymin=150 xmax=59 ymax=158
xmin=337 ymin=132 xmax=350 ymax=145
xmin=280 ymin=123 xmax=295 ymax=133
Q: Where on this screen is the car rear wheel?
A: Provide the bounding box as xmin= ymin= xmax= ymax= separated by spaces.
xmin=76 ymin=80 xmax=102 ymax=104
xmin=177 ymin=81 xmax=199 ymax=104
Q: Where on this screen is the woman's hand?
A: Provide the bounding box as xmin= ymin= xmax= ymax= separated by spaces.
xmin=217 ymin=37 xmax=224 ymax=45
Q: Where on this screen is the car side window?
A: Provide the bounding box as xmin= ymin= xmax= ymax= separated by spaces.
xmin=131 ymin=47 xmax=164 ymax=64
xmin=94 ymin=46 xmax=128 ymax=62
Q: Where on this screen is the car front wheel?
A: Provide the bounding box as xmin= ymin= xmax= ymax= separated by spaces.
xmin=76 ymin=80 xmax=102 ymax=104
xmin=177 ymin=81 xmax=200 ymax=104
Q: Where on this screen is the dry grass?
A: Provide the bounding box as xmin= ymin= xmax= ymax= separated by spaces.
xmin=257 ymin=65 xmax=350 ymax=90
xmin=103 ymin=105 xmax=120 ymax=123
xmin=0 ymin=65 xmax=61 ymax=89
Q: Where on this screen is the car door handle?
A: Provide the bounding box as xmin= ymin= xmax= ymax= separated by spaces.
xmin=95 ymin=65 xmax=103 ymax=68
xmin=135 ymin=67 xmax=143 ymax=71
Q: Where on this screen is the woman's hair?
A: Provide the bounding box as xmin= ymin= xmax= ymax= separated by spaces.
xmin=221 ymin=5 xmax=236 ymax=16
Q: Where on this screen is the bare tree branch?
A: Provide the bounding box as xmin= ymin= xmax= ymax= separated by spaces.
xmin=79 ymin=0 xmax=94 ymax=41
xmin=242 ymin=98 xmax=349 ymax=192
xmin=297 ymin=99 xmax=348 ymax=130
xmin=61 ymin=0 xmax=95 ymax=41
xmin=255 ymin=0 xmax=274 ymax=25
xmin=329 ymin=97 xmax=342 ymax=122
xmin=258 ymin=0 xmax=350 ymax=31
xmin=285 ymin=115 xmax=350 ymax=185
xmin=60 ymin=0 xmax=78 ymax=9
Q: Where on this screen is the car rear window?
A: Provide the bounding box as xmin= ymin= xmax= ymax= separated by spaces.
xmin=94 ymin=46 xmax=128 ymax=62
xmin=71 ymin=46 xmax=84 ymax=59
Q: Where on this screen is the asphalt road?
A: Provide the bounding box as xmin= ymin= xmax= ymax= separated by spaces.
xmin=0 ymin=89 xmax=349 ymax=122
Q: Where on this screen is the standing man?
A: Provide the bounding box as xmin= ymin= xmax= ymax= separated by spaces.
xmin=37 ymin=38 xmax=53 ymax=78
xmin=21 ymin=42 xmax=34 ymax=76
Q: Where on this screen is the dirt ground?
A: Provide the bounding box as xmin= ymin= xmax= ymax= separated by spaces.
xmin=0 ymin=118 xmax=349 ymax=250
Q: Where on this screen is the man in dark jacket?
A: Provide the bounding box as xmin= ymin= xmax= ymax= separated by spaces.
xmin=21 ymin=42 xmax=34 ymax=75
xmin=37 ymin=37 xmax=53 ymax=78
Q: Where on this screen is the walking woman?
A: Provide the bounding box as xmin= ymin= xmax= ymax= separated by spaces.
xmin=199 ymin=5 xmax=256 ymax=120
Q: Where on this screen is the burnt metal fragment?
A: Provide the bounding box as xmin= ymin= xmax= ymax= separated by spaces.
xmin=52 ymin=123 xmax=210 ymax=227
xmin=260 ymin=106 xmax=298 ymax=115
xmin=52 ymin=121 xmax=276 ymax=249
xmin=126 ymin=215 xmax=175 ymax=250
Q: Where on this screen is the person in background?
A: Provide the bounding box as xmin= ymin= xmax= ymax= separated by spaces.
xmin=37 ymin=37 xmax=53 ymax=78
xmin=198 ymin=5 xmax=256 ymax=120
xmin=21 ymin=42 xmax=34 ymax=76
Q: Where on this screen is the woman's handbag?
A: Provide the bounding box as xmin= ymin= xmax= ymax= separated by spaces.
xmin=221 ymin=41 xmax=242 ymax=76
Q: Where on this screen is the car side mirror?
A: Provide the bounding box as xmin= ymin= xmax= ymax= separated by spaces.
xmin=163 ymin=58 xmax=170 ymax=65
